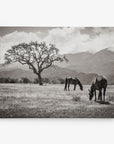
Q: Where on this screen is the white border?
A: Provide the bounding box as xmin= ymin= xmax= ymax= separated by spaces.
xmin=0 ymin=0 xmax=114 ymax=26
xmin=0 ymin=119 xmax=114 ymax=144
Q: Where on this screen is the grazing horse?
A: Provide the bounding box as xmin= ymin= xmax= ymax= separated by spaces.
xmin=64 ymin=77 xmax=83 ymax=91
xmin=88 ymin=75 xmax=107 ymax=102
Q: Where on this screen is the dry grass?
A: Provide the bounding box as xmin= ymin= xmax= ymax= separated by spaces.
xmin=0 ymin=84 xmax=114 ymax=118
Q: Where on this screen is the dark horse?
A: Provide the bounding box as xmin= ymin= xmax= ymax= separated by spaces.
xmin=88 ymin=75 xmax=107 ymax=102
xmin=64 ymin=77 xmax=83 ymax=91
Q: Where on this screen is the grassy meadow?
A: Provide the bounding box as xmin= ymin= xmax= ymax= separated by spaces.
xmin=0 ymin=83 xmax=114 ymax=118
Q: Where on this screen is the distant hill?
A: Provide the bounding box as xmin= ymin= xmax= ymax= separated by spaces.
xmin=61 ymin=48 xmax=114 ymax=76
xmin=55 ymin=52 xmax=92 ymax=68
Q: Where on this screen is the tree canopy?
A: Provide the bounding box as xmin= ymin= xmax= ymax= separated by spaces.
xmin=5 ymin=41 xmax=67 ymax=85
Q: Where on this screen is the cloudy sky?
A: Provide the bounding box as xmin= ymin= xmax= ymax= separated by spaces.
xmin=0 ymin=27 xmax=114 ymax=63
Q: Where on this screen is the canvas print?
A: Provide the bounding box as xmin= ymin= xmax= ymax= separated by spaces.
xmin=0 ymin=27 xmax=114 ymax=118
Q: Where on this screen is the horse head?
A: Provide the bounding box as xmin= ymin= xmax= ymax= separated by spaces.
xmin=77 ymin=79 xmax=83 ymax=91
xmin=80 ymin=84 xmax=83 ymax=91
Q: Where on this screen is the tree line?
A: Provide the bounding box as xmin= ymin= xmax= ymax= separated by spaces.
xmin=0 ymin=77 xmax=65 ymax=84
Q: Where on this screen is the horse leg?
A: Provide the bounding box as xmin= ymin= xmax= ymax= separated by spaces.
xmin=98 ymin=90 xmax=102 ymax=101
xmin=94 ymin=90 xmax=96 ymax=101
xmin=99 ymin=90 xmax=102 ymax=101
xmin=74 ymin=84 xmax=76 ymax=90
xmin=64 ymin=78 xmax=67 ymax=91
xmin=101 ymin=90 xmax=102 ymax=101
xmin=98 ymin=91 xmax=100 ymax=100
xmin=103 ymin=88 xmax=106 ymax=102
xmin=68 ymin=83 xmax=70 ymax=91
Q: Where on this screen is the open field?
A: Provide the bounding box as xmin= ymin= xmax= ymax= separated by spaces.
xmin=0 ymin=83 xmax=114 ymax=118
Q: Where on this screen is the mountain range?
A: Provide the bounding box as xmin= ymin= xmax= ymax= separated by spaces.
xmin=0 ymin=48 xmax=114 ymax=84
xmin=58 ymin=48 xmax=114 ymax=76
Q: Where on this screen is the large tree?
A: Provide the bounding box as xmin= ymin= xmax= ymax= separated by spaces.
xmin=4 ymin=41 xmax=66 ymax=85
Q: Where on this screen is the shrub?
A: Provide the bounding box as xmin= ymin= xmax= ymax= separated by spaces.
xmin=34 ymin=78 xmax=39 ymax=84
xmin=9 ymin=78 xmax=19 ymax=83
xmin=109 ymin=95 xmax=114 ymax=102
xmin=21 ymin=78 xmax=31 ymax=83
xmin=72 ymin=96 xmax=81 ymax=102
xmin=34 ymin=77 xmax=50 ymax=84
xmin=43 ymin=78 xmax=50 ymax=83
xmin=58 ymin=78 xmax=65 ymax=84
xmin=51 ymin=79 xmax=60 ymax=84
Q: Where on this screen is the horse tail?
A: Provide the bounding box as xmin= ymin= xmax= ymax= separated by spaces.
xmin=64 ymin=78 xmax=68 ymax=90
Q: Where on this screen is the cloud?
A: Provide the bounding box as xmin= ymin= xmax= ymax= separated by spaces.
xmin=44 ymin=27 xmax=114 ymax=53
xmin=44 ymin=27 xmax=90 ymax=53
xmin=0 ymin=31 xmax=41 ymax=63
xmin=0 ymin=27 xmax=114 ymax=63
xmin=84 ymin=29 xmax=114 ymax=52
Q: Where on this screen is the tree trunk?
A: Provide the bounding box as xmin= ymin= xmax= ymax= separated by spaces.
xmin=38 ymin=73 xmax=43 ymax=85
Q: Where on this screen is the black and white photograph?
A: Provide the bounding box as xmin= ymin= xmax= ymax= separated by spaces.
xmin=1 ymin=0 xmax=114 ymax=144
xmin=0 ymin=27 xmax=114 ymax=118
